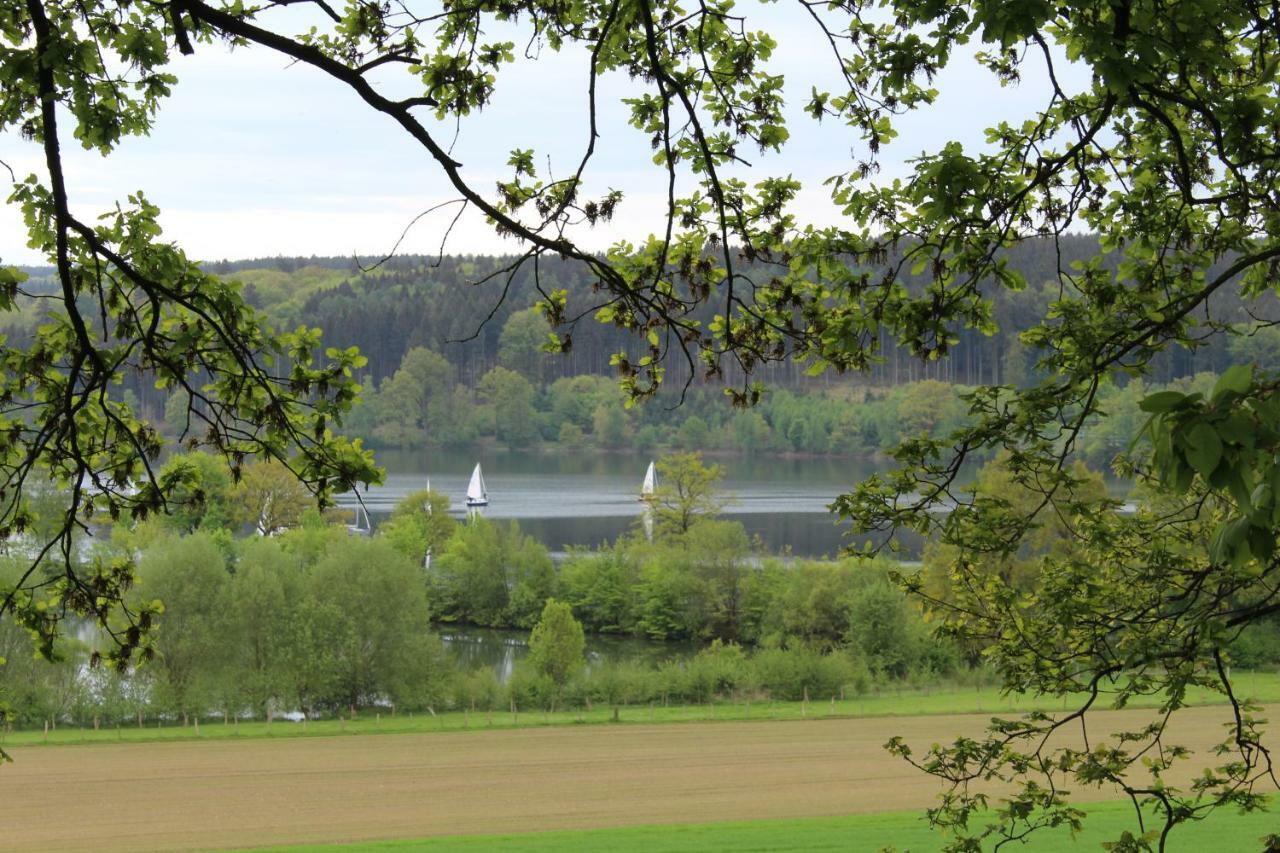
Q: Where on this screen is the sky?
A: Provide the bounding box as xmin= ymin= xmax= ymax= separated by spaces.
xmin=0 ymin=5 xmax=1084 ymax=266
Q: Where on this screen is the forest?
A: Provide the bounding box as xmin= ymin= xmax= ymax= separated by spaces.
xmin=12 ymin=236 xmax=1277 ymax=461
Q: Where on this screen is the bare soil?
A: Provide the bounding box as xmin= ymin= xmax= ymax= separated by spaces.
xmin=1 ymin=705 xmax=1265 ymax=851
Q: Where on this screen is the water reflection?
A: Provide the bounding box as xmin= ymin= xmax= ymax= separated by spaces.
xmin=337 ymin=450 xmax=891 ymax=557
xmin=439 ymin=625 xmax=698 ymax=683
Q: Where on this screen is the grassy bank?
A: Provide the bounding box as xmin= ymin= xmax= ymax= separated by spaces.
xmin=245 ymin=801 xmax=1276 ymax=852
xmin=4 ymin=671 xmax=1276 ymax=749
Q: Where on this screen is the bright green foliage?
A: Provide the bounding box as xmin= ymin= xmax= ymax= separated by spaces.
xmin=227 ymin=805 xmax=1280 ymax=853
xmin=477 ymin=367 xmax=539 ymax=448
xmin=226 ymin=537 xmax=305 ymax=718
xmin=557 ymin=544 xmax=641 ymax=635
xmin=307 ymin=537 xmax=444 ymax=710
xmin=370 ymin=348 xmax=454 ymax=446
xmin=527 ymin=599 xmax=586 ymax=689
xmin=377 ymin=489 xmax=456 ymax=567
xmin=133 ymin=534 xmax=234 ymax=720
xmin=153 ymin=451 xmax=236 ymax=534
xmin=429 ymin=518 xmax=555 ymax=628
xmin=229 ymin=458 xmax=314 ymax=536
xmin=651 ymin=452 xmax=727 ymax=536
xmin=498 ymin=308 xmax=552 ymax=382
xmin=0 ymin=3 xmax=380 ymax=668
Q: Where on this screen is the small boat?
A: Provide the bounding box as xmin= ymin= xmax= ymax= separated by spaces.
xmin=424 ymin=478 xmax=433 ymax=569
xmin=346 ymin=503 xmax=372 ymax=536
xmin=639 ymin=460 xmax=657 ymax=501
xmin=465 ymin=463 xmax=489 ymax=507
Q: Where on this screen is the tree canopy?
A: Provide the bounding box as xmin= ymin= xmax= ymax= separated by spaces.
xmin=5 ymin=0 xmax=1280 ymax=847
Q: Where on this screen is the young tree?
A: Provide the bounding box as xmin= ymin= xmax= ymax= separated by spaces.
xmin=377 ymin=488 xmax=456 ymax=567
xmin=231 ymin=459 xmax=314 ymax=536
xmin=527 ymin=599 xmax=586 ymax=695
xmin=651 ymin=452 xmax=727 ymax=536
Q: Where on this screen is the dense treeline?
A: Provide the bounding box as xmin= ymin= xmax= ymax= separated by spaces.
xmin=0 ymin=454 xmax=961 ymax=729
xmin=6 ymin=450 xmax=1280 ymax=732
xmin=0 ymin=521 xmax=955 ymax=730
xmin=15 ymin=240 xmax=1277 ymax=456
xmin=242 ymin=237 xmax=1267 ymax=391
xmin=339 ymin=351 xmax=974 ymax=453
xmin=307 ymin=345 xmax=1280 ymax=460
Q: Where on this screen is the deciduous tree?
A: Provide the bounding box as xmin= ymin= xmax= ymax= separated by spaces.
xmin=527 ymin=599 xmax=586 ymax=693
xmin=652 ymin=452 xmax=727 ymax=536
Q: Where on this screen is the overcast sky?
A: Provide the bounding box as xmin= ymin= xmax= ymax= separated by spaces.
xmin=0 ymin=6 xmax=1083 ymax=266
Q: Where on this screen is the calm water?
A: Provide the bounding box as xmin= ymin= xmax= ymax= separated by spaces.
xmin=440 ymin=625 xmax=697 ymax=682
xmin=335 ymin=449 xmax=893 ymax=557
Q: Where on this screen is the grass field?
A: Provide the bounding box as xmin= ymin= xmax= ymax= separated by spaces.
xmin=2 ymin=705 xmax=1270 ymax=852
xmin=4 ymin=670 xmax=1277 ymax=749
xmin=249 ymin=802 xmax=1280 ymax=852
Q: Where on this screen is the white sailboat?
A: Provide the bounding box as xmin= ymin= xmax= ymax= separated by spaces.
xmin=346 ymin=503 xmax=371 ymax=536
xmin=639 ymin=460 xmax=657 ymax=501
xmin=424 ymin=478 xmax=433 ymax=569
xmin=465 ymin=463 xmax=489 ymax=507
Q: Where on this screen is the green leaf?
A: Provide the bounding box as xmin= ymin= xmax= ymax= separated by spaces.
xmin=1212 ymin=364 xmax=1253 ymax=402
xmin=1183 ymin=422 xmax=1222 ymax=477
xmin=1138 ymin=391 xmax=1186 ymax=413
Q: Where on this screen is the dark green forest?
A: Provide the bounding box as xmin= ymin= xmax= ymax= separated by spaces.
xmin=17 ymin=236 xmax=1275 ymax=460
xmin=212 ymin=235 xmax=1265 ymax=389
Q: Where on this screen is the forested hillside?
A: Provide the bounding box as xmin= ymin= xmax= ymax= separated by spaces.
xmin=13 ymin=237 xmax=1276 ymax=458
xmin=208 ymin=235 xmax=1258 ymax=389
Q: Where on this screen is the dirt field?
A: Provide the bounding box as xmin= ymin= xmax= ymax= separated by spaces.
xmin=2 ymin=705 xmax=1270 ymax=851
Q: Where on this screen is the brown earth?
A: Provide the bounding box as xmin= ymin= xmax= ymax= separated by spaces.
xmin=1 ymin=705 xmax=1269 ymax=852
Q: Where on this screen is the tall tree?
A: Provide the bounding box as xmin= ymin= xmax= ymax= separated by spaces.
xmin=498 ymin=308 xmax=552 ymax=383
xmin=477 ymin=367 xmax=539 ymax=448
xmin=132 ymin=533 xmax=233 ymax=724
xmin=371 ymin=347 xmax=453 ymax=445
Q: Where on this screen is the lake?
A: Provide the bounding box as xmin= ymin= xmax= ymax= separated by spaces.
xmin=439 ymin=624 xmax=697 ymax=683
xmin=335 ymin=449 xmax=906 ymax=558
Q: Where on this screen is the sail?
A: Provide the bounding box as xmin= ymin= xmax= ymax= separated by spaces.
xmin=467 ymin=463 xmax=487 ymax=503
xmin=346 ymin=503 xmax=371 ymax=536
xmin=641 ymin=461 xmax=657 ymax=498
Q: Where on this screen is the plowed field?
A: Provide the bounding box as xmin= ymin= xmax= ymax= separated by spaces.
xmin=1 ymin=705 xmax=1264 ymax=851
